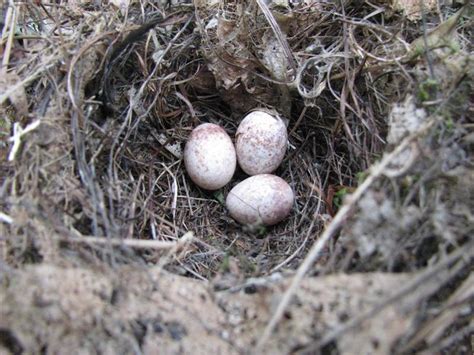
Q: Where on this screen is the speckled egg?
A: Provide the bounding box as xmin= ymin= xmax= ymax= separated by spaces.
xmin=235 ymin=110 xmax=288 ymax=176
xmin=184 ymin=123 xmax=236 ymax=190
xmin=226 ymin=174 xmax=294 ymax=226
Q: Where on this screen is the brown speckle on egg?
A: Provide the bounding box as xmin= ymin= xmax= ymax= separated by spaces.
xmin=184 ymin=123 xmax=236 ymax=190
xmin=235 ymin=110 xmax=288 ymax=176
xmin=225 ymin=174 xmax=294 ymax=226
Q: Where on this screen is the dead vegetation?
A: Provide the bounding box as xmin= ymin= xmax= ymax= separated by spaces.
xmin=0 ymin=0 xmax=472 ymax=354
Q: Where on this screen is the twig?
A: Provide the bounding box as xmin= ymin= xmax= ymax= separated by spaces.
xmin=255 ymin=0 xmax=297 ymax=78
xmin=418 ymin=323 xmax=474 ymax=355
xmin=8 ymin=120 xmax=41 ymax=161
xmin=256 ymin=117 xmax=438 ymax=351
xmin=63 ymin=231 xmax=193 ymax=250
xmin=0 ymin=212 xmax=13 ymax=224
xmin=1 ymin=3 xmax=16 ymax=68
xmin=304 ymin=242 xmax=473 ymax=352
xmin=400 ymin=273 xmax=474 ymax=351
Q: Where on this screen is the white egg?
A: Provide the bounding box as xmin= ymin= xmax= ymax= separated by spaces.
xmin=226 ymin=174 xmax=294 ymax=226
xmin=235 ymin=110 xmax=288 ymax=176
xmin=184 ymin=123 xmax=236 ymax=190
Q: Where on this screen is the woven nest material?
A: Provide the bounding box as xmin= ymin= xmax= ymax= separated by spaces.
xmin=0 ymin=1 xmax=472 ymax=353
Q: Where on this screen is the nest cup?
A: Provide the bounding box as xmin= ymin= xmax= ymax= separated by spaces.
xmin=61 ymin=2 xmax=390 ymax=278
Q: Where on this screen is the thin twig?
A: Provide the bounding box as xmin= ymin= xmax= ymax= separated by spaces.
xmin=63 ymin=232 xmax=193 ymax=250
xmin=1 ymin=3 xmax=16 ymax=68
xmin=304 ymin=242 xmax=473 ymax=352
xmin=256 ymin=117 xmax=438 ymax=351
xmin=255 ymin=0 xmax=297 ymax=78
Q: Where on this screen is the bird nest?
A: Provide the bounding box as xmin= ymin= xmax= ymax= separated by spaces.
xmin=0 ymin=0 xmax=472 ymax=353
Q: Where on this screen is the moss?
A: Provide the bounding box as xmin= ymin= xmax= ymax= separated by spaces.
xmin=417 ymin=79 xmax=439 ymax=102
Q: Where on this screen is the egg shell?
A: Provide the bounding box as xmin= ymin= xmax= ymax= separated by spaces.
xmin=235 ymin=111 xmax=288 ymax=176
xmin=226 ymin=174 xmax=294 ymax=226
xmin=184 ymin=123 xmax=236 ymax=190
